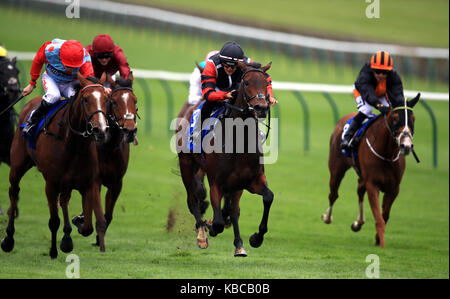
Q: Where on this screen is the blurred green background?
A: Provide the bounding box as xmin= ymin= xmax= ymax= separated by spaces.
xmin=0 ymin=1 xmax=448 ymax=278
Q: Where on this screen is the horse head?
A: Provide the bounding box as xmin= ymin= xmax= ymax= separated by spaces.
xmin=236 ymin=61 xmax=272 ymax=119
xmin=106 ymin=72 xmax=138 ymax=143
xmin=75 ymin=72 xmax=109 ymax=144
xmin=0 ymin=57 xmax=21 ymax=107
xmin=388 ymin=93 xmax=420 ymax=156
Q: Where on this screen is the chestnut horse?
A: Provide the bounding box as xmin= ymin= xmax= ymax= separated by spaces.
xmin=1 ymin=73 xmax=109 ymax=259
xmin=322 ymin=93 xmax=421 ymax=247
xmin=72 ymin=74 xmax=138 ymax=245
xmin=177 ymin=62 xmax=274 ymax=257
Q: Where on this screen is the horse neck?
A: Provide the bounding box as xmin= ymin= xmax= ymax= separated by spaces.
xmin=367 ymin=115 xmax=398 ymax=157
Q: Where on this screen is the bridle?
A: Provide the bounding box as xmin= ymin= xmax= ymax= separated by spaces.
xmin=365 ymin=105 xmax=415 ymax=163
xmin=224 ymin=67 xmax=272 ymax=141
xmin=108 ymin=86 xmax=138 ymax=130
xmin=68 ymin=84 xmax=108 ymax=137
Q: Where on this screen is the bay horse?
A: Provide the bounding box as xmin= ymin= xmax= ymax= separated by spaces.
xmin=0 ymin=57 xmax=21 ymax=166
xmin=177 ymin=61 xmax=274 ymax=257
xmin=322 ymin=93 xmax=421 ymax=247
xmin=1 ymin=72 xmax=109 ymax=259
xmin=71 ymin=73 xmax=138 ymax=245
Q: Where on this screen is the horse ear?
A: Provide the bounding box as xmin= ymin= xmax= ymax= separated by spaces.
xmin=77 ymin=72 xmax=89 ymax=87
xmin=407 ymin=92 xmax=420 ymax=108
xmin=106 ymin=74 xmax=116 ymax=89
xmin=262 ymin=61 xmax=272 ymax=72
xmin=11 ymin=57 xmax=17 ymax=66
xmin=127 ymin=71 xmax=134 ymax=83
xmin=99 ymin=72 xmax=107 ymax=85
xmin=237 ymin=61 xmax=247 ymax=73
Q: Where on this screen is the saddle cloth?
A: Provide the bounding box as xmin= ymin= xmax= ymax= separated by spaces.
xmin=341 ymin=113 xmax=378 ymax=158
xmin=20 ymin=100 xmax=68 ymax=149
xmin=187 ymin=102 xmax=225 ymax=153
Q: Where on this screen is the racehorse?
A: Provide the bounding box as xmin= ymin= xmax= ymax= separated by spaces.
xmin=322 ymin=93 xmax=421 ymax=247
xmin=0 ymin=57 xmax=21 ymax=166
xmin=1 ymin=72 xmax=109 ymax=259
xmin=71 ymin=73 xmax=138 ymax=245
xmin=177 ymin=61 xmax=274 ymax=257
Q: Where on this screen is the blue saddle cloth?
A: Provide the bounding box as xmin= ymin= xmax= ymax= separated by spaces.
xmin=187 ymin=102 xmax=225 ymax=153
xmin=341 ymin=113 xmax=377 ymax=158
xmin=20 ymin=100 xmax=68 ymax=149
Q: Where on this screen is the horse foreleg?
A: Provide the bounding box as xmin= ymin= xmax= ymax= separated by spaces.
xmin=351 ymin=180 xmax=366 ymax=232
xmin=208 ymin=183 xmax=224 ymax=237
xmin=59 ymin=191 xmax=73 ymax=253
xmin=228 ymin=190 xmax=247 ymax=257
xmin=89 ymin=182 xmax=107 ymax=252
xmin=366 ymin=182 xmax=385 ymax=248
xmin=45 ymin=182 xmax=60 ymax=259
xmin=381 ymin=187 xmax=399 ymax=230
xmin=248 ymin=176 xmax=274 ymax=248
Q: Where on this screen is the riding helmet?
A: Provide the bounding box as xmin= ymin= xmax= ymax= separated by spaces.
xmin=370 ymin=51 xmax=393 ymax=71
xmin=92 ymin=34 xmax=115 ymax=54
xmin=60 ymin=40 xmax=84 ymax=68
xmin=219 ymin=42 xmax=244 ymax=65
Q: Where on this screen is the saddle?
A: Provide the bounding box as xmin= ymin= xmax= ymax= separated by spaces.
xmin=341 ymin=113 xmax=379 ymax=159
xmin=20 ymin=100 xmax=68 ymax=149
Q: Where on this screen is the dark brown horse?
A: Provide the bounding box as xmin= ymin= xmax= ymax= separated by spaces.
xmin=1 ymin=73 xmax=109 ymax=259
xmin=72 ymin=74 xmax=138 ymax=245
xmin=0 ymin=57 xmax=21 ymax=166
xmin=177 ymin=62 xmax=274 ymax=257
xmin=322 ymin=93 xmax=420 ymax=247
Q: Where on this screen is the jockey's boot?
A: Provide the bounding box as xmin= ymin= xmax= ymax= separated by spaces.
xmin=22 ymin=100 xmax=52 ymax=136
xmin=340 ymin=112 xmax=366 ymax=151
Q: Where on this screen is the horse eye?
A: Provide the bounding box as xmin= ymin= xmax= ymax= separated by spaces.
xmin=244 ymin=81 xmax=249 ymax=86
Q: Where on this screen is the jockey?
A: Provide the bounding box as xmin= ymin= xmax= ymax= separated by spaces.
xmin=21 ymin=39 xmax=94 ymax=135
xmin=86 ymin=34 xmax=131 ymax=82
xmin=341 ymin=51 xmax=405 ymax=151
xmin=200 ymin=41 xmax=277 ymax=121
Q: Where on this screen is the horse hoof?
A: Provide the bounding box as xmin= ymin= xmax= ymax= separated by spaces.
xmin=321 ymin=214 xmax=332 ymax=224
xmin=249 ymin=233 xmax=263 ymax=248
xmin=60 ymin=236 xmax=74 ymax=253
xmin=234 ymin=247 xmax=248 ymax=257
xmin=49 ymin=248 xmax=58 ymax=259
xmin=351 ymin=221 xmax=362 ymax=232
xmin=72 ymin=215 xmax=85 ymax=228
xmin=78 ymin=227 xmax=93 ymax=237
xmin=196 ymin=238 xmax=209 ymax=249
xmin=1 ymin=236 xmax=14 ymax=253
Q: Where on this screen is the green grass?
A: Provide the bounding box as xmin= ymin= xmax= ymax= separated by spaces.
xmin=0 ymin=5 xmax=448 ymax=279
xmin=0 ymin=84 xmax=448 ymax=278
xmin=115 ymin=0 xmax=450 ymax=48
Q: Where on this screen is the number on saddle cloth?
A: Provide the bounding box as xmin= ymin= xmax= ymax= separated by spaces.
xmin=20 ymin=100 xmax=68 ymax=149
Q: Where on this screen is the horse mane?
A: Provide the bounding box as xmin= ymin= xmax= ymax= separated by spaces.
xmin=246 ymin=62 xmax=262 ymax=69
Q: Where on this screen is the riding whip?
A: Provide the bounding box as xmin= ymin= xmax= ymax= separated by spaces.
xmin=411 ymin=147 xmax=420 ymax=163
xmin=0 ymin=94 xmax=24 ymax=117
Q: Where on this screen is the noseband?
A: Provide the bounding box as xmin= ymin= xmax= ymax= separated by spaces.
xmin=69 ymin=84 xmax=108 ymax=137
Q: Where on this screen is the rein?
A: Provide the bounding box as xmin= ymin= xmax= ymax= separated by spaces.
xmin=366 ymin=105 xmax=414 ymax=163
xmin=108 ymin=86 xmax=138 ymax=130
xmin=68 ymin=84 xmax=107 ymax=137
xmin=224 ymin=68 xmax=272 ymax=141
